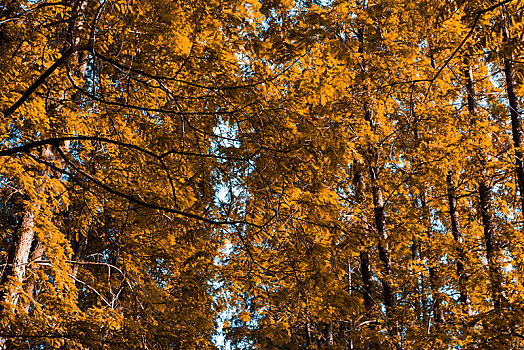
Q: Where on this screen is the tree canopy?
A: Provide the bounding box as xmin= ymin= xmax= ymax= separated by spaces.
xmin=1 ymin=0 xmax=524 ymax=348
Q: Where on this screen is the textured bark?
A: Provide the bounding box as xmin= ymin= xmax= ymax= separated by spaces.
xmin=465 ymin=55 xmax=504 ymax=311
xmin=22 ymin=240 xmax=45 ymax=312
xmin=369 ymin=177 xmax=394 ymax=310
xmin=419 ymin=194 xmax=445 ymax=325
xmin=356 ymin=9 xmax=400 ymax=348
xmin=353 ymin=162 xmax=381 ymax=350
xmin=360 ymin=250 xmax=373 ymax=310
xmin=363 ymin=106 xmax=395 ymax=316
xmin=0 ymin=147 xmax=52 ymax=316
xmin=502 ymin=28 xmax=524 ymax=215
xmin=0 ymin=189 xmax=43 ymax=349
xmin=306 ymin=321 xmax=312 ymax=348
xmin=354 ymin=166 xmax=374 ymax=311
xmin=0 ymin=209 xmax=39 ymax=307
xmin=410 ymin=237 xmax=427 ymax=328
xmin=464 ymin=62 xmax=477 ymax=116
xmin=0 ymin=3 xmax=89 ymax=347
xmin=446 ymin=173 xmax=470 ymax=314
xmin=71 ymin=231 xmax=89 ymax=279
xmin=66 ymin=0 xmax=90 ymax=104
xmin=479 ymin=179 xmax=504 ymax=310
xmin=324 ymin=322 xmax=334 ymax=347
xmin=369 ymin=164 xmax=402 ymax=350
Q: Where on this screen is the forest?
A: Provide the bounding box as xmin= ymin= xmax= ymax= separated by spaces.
xmin=0 ymin=0 xmax=524 ymax=348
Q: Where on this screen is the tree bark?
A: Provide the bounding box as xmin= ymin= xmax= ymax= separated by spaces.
xmin=364 ymin=111 xmax=396 ymax=319
xmin=0 ymin=209 xmax=40 ymax=308
xmin=478 ymin=177 xmax=504 ymax=310
xmin=464 ymin=55 xmax=504 ymax=311
xmin=502 ymin=27 xmax=524 ymax=216
xmin=369 ymin=174 xmax=394 ymax=310
xmin=354 ymin=165 xmax=374 ymax=311
xmin=446 ymin=173 xmax=471 ymax=314
xmin=0 ymin=156 xmax=45 ymax=349
xmin=0 ymin=2 xmax=90 ymax=347
xmin=419 ymin=194 xmax=445 ymax=325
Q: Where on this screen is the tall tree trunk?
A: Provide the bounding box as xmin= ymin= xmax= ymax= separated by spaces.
xmin=366 ymin=129 xmax=401 ymax=349
xmin=502 ymin=27 xmax=524 ymax=215
xmin=354 ymin=163 xmax=378 ymax=349
xmin=357 ymin=8 xmax=400 ymax=348
xmin=369 ymin=162 xmax=401 ymax=350
xmin=22 ymin=240 xmax=45 ymax=312
xmin=369 ymin=170 xmax=394 ymax=311
xmin=355 ymin=165 xmax=374 ymax=310
xmin=364 ymin=111 xmax=395 ymax=314
xmin=0 ymin=147 xmax=49 ymax=349
xmin=478 ymin=175 xmax=503 ymax=310
xmin=464 ymin=55 xmax=504 ymax=311
xmin=324 ymin=322 xmax=334 ymax=347
xmin=0 ymin=2 xmax=90 ymax=347
xmin=0 ymin=208 xmax=40 ymax=308
xmin=446 ymin=173 xmax=471 ymax=314
xmin=412 ymin=118 xmax=443 ymax=327
xmin=419 ymin=194 xmax=445 ymax=326
xmin=410 ymin=236 xmax=428 ymax=330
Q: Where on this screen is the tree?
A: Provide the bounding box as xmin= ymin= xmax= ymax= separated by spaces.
xmin=3 ymin=0 xmax=524 ymax=349
xmin=0 ymin=0 xmax=263 ymax=347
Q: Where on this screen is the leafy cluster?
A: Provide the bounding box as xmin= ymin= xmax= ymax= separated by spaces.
xmin=1 ymin=0 xmax=524 ymax=349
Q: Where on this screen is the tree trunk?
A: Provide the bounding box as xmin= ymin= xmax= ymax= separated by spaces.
xmin=502 ymin=27 xmax=524 ymax=215
xmin=0 ymin=209 xmax=39 ymax=308
xmin=369 ymin=174 xmax=394 ymax=311
xmin=419 ymin=194 xmax=445 ymax=326
xmin=354 ymin=163 xmax=378 ymax=350
xmin=446 ymin=173 xmax=471 ymax=314
xmin=324 ymin=322 xmax=334 ymax=347
xmin=464 ymin=55 xmax=504 ymax=311
xmin=21 ymin=240 xmax=45 ymax=314
xmin=364 ymin=111 xmax=396 ymax=321
xmin=0 ymin=152 xmax=46 ymax=348
xmin=478 ymin=177 xmax=503 ymax=310
xmin=369 ymin=164 xmax=402 ymax=350
xmin=0 ymin=2 xmax=90 ymax=347
xmin=354 ymin=165 xmax=374 ymax=311
xmin=412 ymin=119 xmax=443 ymax=327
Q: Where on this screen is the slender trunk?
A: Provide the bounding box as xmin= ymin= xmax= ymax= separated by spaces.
xmin=22 ymin=240 xmax=45 ymax=312
xmin=367 ymin=136 xmax=401 ymax=349
xmin=410 ymin=237 xmax=427 ymax=329
xmin=429 ymin=39 xmax=463 ymax=321
xmin=364 ymin=111 xmax=395 ymax=317
xmin=0 ymin=145 xmax=53 ymax=310
xmin=306 ymin=321 xmax=312 ymax=348
xmin=464 ymin=55 xmax=504 ymax=311
xmin=354 ymin=164 xmax=377 ymax=350
xmin=411 ymin=121 xmax=442 ymax=327
xmin=324 ymin=322 xmax=334 ymax=347
xmin=71 ymin=230 xmax=89 ymax=279
xmin=478 ymin=176 xmax=503 ymax=310
xmin=356 ymin=11 xmax=400 ymax=348
xmin=446 ymin=173 xmax=471 ymax=314
xmin=369 ymin=163 xmax=402 ymax=350
xmin=0 ymin=209 xmax=40 ymax=308
xmin=360 ymin=251 xmax=373 ymax=311
xmin=502 ymin=28 xmax=524 ymax=215
xmin=0 ymin=161 xmax=45 ymax=348
xmin=355 ymin=166 xmax=374 ymax=311
xmin=419 ymin=195 xmax=445 ymax=326
xmin=370 ymin=175 xmax=394 ymax=310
